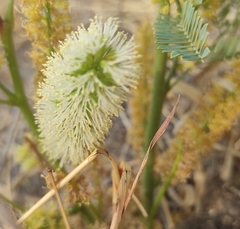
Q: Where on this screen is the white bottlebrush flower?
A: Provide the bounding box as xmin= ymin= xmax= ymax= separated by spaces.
xmin=35 ymin=16 xmax=140 ymax=165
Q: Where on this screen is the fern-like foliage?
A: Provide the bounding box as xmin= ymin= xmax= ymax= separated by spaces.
xmin=154 ymin=1 xmax=210 ymax=62
xmin=214 ymin=0 xmax=240 ymax=37
xmin=209 ymin=37 xmax=240 ymax=61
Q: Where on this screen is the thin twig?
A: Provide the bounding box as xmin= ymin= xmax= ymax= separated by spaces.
xmin=0 ymin=81 xmax=15 ymax=99
xmin=0 ymin=110 xmax=21 ymax=173
xmin=1 ymin=0 xmax=39 ymax=136
xmin=0 ymin=193 xmax=25 ymax=211
xmin=17 ymin=150 xmax=98 ymax=225
xmin=123 ymin=96 xmax=180 ymax=213
xmin=160 ymin=197 xmax=175 ymax=229
xmin=149 ymin=139 xmax=182 ymax=221
xmin=48 ymin=169 xmax=71 ymax=229
xmin=131 ymin=194 xmax=148 ymax=218
xmin=0 ymin=99 xmax=15 ymax=105
xmin=17 ymin=148 xmax=120 ymax=225
xmin=24 ymin=135 xmax=53 ymax=169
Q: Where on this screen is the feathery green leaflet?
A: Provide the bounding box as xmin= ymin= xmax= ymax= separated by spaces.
xmin=154 ymin=1 xmax=210 ymax=62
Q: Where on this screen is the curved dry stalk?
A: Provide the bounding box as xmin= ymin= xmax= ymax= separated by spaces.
xmin=17 ymin=149 xmax=99 ymax=224
xmin=131 ymin=194 xmax=148 ymax=218
xmin=110 ymin=97 xmax=180 ymax=229
xmin=16 ymin=108 xmax=177 ymax=229
xmin=16 ymin=148 xmax=129 ymax=225
xmin=48 ymin=169 xmax=71 ymax=229
xmin=123 ymin=96 xmax=180 ymax=213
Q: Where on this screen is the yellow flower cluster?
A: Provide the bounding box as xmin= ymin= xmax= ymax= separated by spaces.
xmin=128 ymin=19 xmax=154 ymax=154
xmin=155 ymin=60 xmax=240 ymax=183
xmin=20 ymin=0 xmax=72 ymax=88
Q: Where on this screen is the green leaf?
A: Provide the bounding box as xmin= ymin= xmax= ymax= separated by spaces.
xmin=154 ymin=1 xmax=210 ymax=62
xmin=209 ymin=37 xmax=240 ymax=61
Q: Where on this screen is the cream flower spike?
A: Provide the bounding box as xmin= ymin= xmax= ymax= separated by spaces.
xmin=35 ymin=16 xmax=140 ymax=165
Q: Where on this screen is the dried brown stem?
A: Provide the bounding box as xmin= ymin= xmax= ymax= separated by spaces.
xmin=123 ymin=96 xmax=180 ymax=213
xmin=48 ymin=169 xmax=71 ymax=229
xmin=17 ymin=149 xmax=98 ymax=224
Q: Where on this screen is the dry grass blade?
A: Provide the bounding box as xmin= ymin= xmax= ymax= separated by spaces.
xmin=110 ymin=161 xmax=132 ymax=229
xmin=16 ymin=149 xmax=99 ymax=224
xmin=16 ymin=148 xmax=121 ymax=225
xmin=110 ymin=158 xmax=147 ymax=221
xmin=123 ymin=95 xmax=180 ymax=213
xmin=131 ymin=194 xmax=148 ymax=218
xmin=47 ymin=169 xmax=71 ymax=229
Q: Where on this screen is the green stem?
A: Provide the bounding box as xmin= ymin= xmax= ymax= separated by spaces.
xmin=0 ymin=99 xmax=16 ymax=105
xmin=143 ymin=48 xmax=167 ymax=214
xmin=0 ymin=192 xmax=25 ymax=211
xmin=68 ymin=204 xmax=96 ymax=224
xmin=88 ymin=204 xmax=103 ymax=223
xmin=149 ymin=139 xmax=182 ymax=227
xmin=1 ymin=0 xmax=39 ymax=136
xmin=45 ymin=2 xmax=55 ymax=54
xmin=175 ymin=0 xmax=182 ymax=13
xmin=0 ymin=80 xmax=15 ymax=99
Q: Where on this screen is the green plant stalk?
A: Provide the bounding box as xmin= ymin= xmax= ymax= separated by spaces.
xmin=0 ymin=99 xmax=16 ymax=105
xmin=0 ymin=81 xmax=16 ymax=99
xmin=1 ymin=0 xmax=38 ymax=136
xmin=88 ymin=203 xmax=103 ymax=223
xmin=143 ymin=48 xmax=167 ymax=213
xmin=0 ymin=192 xmax=25 ymax=211
xmin=79 ymin=205 xmax=96 ymax=224
xmin=175 ymin=0 xmax=182 ymax=13
xmin=45 ymin=2 xmax=55 ymax=54
xmin=68 ymin=204 xmax=96 ymax=224
xmin=149 ymin=139 xmax=182 ymax=228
